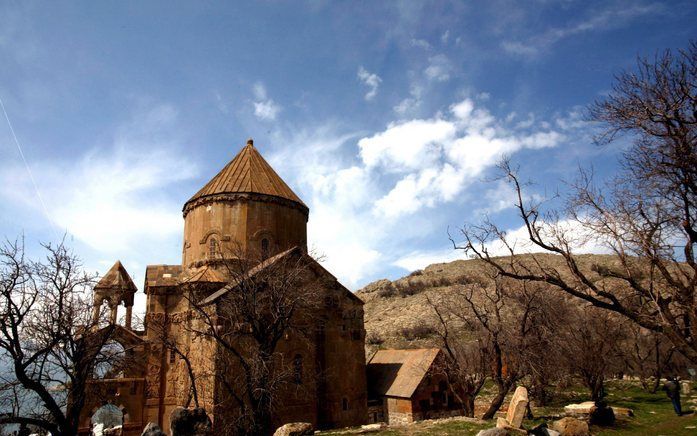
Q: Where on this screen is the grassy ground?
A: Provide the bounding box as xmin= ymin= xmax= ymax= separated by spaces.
xmin=321 ymin=380 xmax=697 ymax=435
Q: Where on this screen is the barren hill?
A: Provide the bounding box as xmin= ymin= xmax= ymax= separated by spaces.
xmin=357 ymin=253 xmax=622 ymax=353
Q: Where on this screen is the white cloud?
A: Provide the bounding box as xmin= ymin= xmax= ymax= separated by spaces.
xmin=0 ymin=105 xmax=196 ymax=255
xmin=268 ymin=96 xmax=583 ymax=287
xmin=393 ymin=247 xmax=462 ymax=272
xmin=410 ymin=38 xmax=432 ymax=50
xmin=252 ymin=82 xmax=281 ymax=120
xmin=393 ymin=218 xmax=612 ymax=273
xmin=502 ymin=2 xmax=663 ymax=57
xmin=357 ymin=67 xmax=382 ymax=101
xmin=393 ymin=84 xmax=423 ymax=115
xmin=440 ymin=30 xmax=450 ymax=44
xmin=358 ymin=119 xmax=455 ymax=170
xmin=424 ymin=54 xmax=453 ymax=82
xmin=362 ymin=98 xmax=564 ymax=219
xmin=481 ymin=219 xmax=612 ymax=257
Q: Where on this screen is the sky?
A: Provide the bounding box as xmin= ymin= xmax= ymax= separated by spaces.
xmin=1 ymin=1 xmax=695 ymax=313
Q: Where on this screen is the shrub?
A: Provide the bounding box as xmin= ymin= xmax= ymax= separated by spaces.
xmin=366 ymin=331 xmax=385 ymax=345
xmin=400 ymin=323 xmax=438 ymax=341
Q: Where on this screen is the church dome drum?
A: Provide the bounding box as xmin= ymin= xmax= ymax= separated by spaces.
xmin=182 ymin=139 xmax=308 ymax=267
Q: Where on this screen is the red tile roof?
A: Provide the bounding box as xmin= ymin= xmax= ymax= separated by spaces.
xmin=367 ymin=348 xmax=442 ymax=398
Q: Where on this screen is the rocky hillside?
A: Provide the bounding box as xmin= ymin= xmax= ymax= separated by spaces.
xmin=357 ymin=253 xmax=622 ymax=353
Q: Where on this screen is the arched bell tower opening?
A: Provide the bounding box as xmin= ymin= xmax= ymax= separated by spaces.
xmin=181 ymin=139 xmax=308 ymax=269
xmin=92 ymin=261 xmax=137 ymax=329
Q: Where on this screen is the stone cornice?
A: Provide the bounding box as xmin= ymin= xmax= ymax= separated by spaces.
xmin=182 ymin=192 xmax=309 ymax=218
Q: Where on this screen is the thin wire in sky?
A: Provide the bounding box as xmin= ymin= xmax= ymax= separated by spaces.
xmin=0 ymin=94 xmax=59 ymax=239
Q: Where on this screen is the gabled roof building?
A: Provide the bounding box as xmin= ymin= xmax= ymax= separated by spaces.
xmin=367 ymin=348 xmax=465 ymax=425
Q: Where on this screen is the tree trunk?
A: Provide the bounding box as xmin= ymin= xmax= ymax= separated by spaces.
xmin=463 ymin=395 xmax=475 ymax=417
xmin=482 ymin=385 xmax=508 ymax=420
xmin=590 ymin=377 xmax=605 ymax=402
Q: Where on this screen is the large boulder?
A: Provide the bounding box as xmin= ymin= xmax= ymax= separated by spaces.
xmin=169 ymin=407 xmax=212 ymax=436
xmin=550 ymin=417 xmax=590 ymax=436
xmin=141 ymin=423 xmax=166 ymax=436
xmin=273 ymin=422 xmax=313 ymax=436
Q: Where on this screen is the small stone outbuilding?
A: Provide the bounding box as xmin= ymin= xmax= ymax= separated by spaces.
xmin=366 ymin=348 xmax=465 ymax=424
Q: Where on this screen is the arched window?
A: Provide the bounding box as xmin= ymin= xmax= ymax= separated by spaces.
xmin=293 ymin=354 xmax=303 ymax=384
xmin=261 ymin=238 xmax=269 ymax=260
xmin=208 ymin=238 xmax=218 ymax=259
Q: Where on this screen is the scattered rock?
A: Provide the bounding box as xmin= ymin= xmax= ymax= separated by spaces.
xmin=681 ymin=380 xmax=692 ymax=395
xmin=529 ymin=423 xmax=561 ymax=436
xmin=273 ymin=422 xmax=313 ymax=436
xmin=170 ymin=407 xmax=212 ymax=436
xmin=494 ymin=417 xmax=527 ymax=434
xmin=476 ymin=428 xmax=514 ymax=436
xmin=359 ymin=423 xmax=386 ymax=433
xmin=550 ymin=417 xmax=590 ymax=436
xmin=141 ymin=423 xmax=166 ymax=436
xmin=563 ymin=402 xmax=595 ymax=416
xmin=611 ymin=406 xmax=634 ymax=417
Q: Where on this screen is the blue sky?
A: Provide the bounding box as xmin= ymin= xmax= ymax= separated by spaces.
xmin=1 ymin=1 xmax=695 ymax=311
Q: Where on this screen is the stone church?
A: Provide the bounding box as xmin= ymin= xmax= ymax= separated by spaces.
xmin=79 ymin=139 xmax=368 ymax=435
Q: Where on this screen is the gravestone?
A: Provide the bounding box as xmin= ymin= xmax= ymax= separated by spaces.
xmin=495 ymin=386 xmax=529 ymax=433
xmin=506 ymin=386 xmax=529 ymax=428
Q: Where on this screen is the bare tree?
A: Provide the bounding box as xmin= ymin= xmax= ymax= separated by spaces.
xmin=460 ymin=42 xmax=697 ymax=363
xmin=0 ymin=238 xmax=115 ymax=435
xmin=427 ymin=295 xmax=487 ymax=417
xmin=160 ymin=247 xmax=324 ymax=436
xmin=431 ymin=276 xmax=549 ymax=420
xmin=622 ymin=324 xmax=683 ymax=393
xmin=557 ymin=307 xmax=627 ymax=401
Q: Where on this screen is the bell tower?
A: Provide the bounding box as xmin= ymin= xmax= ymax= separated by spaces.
xmin=92 ymin=260 xmax=138 ymax=329
xmin=181 ymin=139 xmax=308 ymax=268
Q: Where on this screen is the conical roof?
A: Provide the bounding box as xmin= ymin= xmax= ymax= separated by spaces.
xmin=185 ymin=139 xmax=305 ymax=210
xmin=95 ymin=261 xmax=137 ymax=293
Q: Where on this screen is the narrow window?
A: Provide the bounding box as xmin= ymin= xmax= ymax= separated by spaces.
xmin=169 ymin=349 xmax=176 ymax=364
xmin=208 ymin=238 xmax=218 ymax=259
xmin=261 ymin=238 xmax=269 ymax=260
xmin=342 ymin=398 xmax=349 ymax=411
xmin=130 ymin=381 xmax=137 ymax=395
xmin=293 ymin=354 xmax=303 ymax=384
